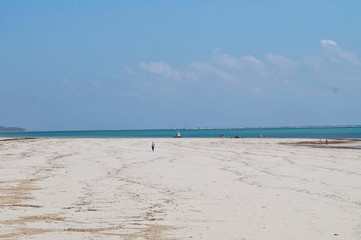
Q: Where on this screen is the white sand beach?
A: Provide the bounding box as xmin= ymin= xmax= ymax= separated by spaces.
xmin=0 ymin=138 xmax=360 ymax=239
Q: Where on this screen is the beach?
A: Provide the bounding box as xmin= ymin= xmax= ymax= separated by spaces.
xmin=0 ymin=138 xmax=360 ymax=239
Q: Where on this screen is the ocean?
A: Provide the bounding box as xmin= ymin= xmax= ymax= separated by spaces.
xmin=0 ymin=127 xmax=361 ymax=139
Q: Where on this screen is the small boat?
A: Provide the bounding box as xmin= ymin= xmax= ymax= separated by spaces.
xmin=173 ymin=131 xmax=182 ymax=138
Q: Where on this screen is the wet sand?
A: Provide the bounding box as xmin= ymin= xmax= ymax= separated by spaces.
xmin=0 ymin=138 xmax=360 ymax=239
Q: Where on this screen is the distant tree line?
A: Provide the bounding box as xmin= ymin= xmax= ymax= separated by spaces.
xmin=0 ymin=126 xmax=26 ymax=132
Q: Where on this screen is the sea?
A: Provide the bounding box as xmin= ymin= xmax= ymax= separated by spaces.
xmin=0 ymin=127 xmax=361 ymax=139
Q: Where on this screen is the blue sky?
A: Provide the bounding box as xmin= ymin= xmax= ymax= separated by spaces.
xmin=1 ymin=0 xmax=361 ymax=130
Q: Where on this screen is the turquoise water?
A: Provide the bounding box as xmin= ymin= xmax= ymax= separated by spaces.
xmin=0 ymin=127 xmax=361 ymax=139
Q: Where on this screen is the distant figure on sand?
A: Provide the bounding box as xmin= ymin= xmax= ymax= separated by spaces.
xmin=151 ymin=142 xmax=155 ymax=151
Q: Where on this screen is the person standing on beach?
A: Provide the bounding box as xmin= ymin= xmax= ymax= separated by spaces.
xmin=151 ymin=142 xmax=155 ymax=151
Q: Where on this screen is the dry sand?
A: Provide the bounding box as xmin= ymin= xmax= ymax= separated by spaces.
xmin=0 ymin=138 xmax=360 ymax=239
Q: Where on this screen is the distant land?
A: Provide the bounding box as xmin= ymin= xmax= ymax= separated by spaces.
xmin=0 ymin=126 xmax=26 ymax=132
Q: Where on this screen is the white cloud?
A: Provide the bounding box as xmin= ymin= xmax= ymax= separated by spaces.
xmin=212 ymin=47 xmax=223 ymax=56
xmin=212 ymin=54 xmax=242 ymax=70
xmin=61 ymin=79 xmax=82 ymax=94
xmin=266 ymin=54 xmax=298 ymax=74
xmin=186 ymin=53 xmax=265 ymax=83
xmin=62 ymin=78 xmax=76 ymax=89
xmin=320 ymin=39 xmax=338 ymax=47
xmin=124 ymin=66 xmax=136 ymax=75
xmin=242 ymin=55 xmax=263 ymax=67
xmin=188 ymin=61 xmax=234 ymax=82
xmin=333 ymin=48 xmax=361 ymax=66
xmin=303 ymin=56 xmax=324 ymax=69
xmin=138 ymin=53 xmax=297 ymax=87
xmin=133 ymin=42 xmax=361 ymax=96
xmin=320 ymin=39 xmax=361 ymax=66
xmin=139 ymin=62 xmax=181 ymax=80
xmin=188 ymin=61 xmax=212 ymax=73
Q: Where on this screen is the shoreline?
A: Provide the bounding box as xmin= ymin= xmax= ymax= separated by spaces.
xmin=2 ymin=137 xmax=361 ymax=149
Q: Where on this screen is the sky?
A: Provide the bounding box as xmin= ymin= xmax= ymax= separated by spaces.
xmin=1 ymin=0 xmax=361 ymax=131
